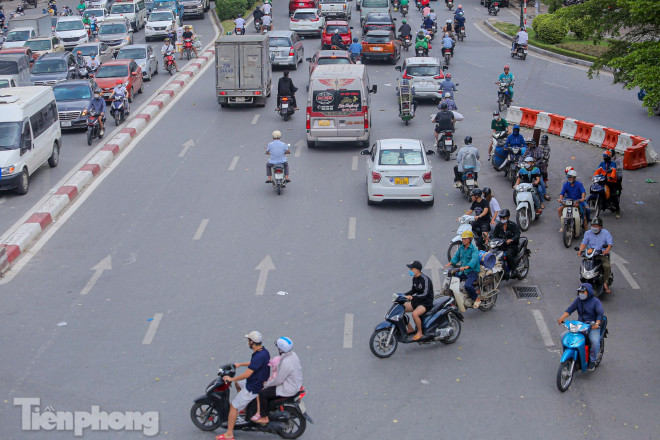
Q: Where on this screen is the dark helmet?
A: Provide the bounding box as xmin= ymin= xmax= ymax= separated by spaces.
xmin=498 ymin=208 xmax=510 ymax=218
xmin=353 ymin=37 xmax=358 ymax=42
xmin=471 ymin=188 xmax=483 ymax=197
xmin=512 ymin=124 xmax=520 ymax=131
xmin=591 ymin=217 xmax=603 ymax=227
xmin=440 ymin=102 xmax=448 ymax=109
xmin=541 ymin=134 xmax=549 ymax=143
xmin=482 ymin=187 xmax=492 ymax=196
xmin=283 ymin=70 xmax=289 ymax=77
xmin=464 ymin=135 xmax=472 ymax=144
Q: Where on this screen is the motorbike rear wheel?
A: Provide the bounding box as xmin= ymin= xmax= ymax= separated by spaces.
xmin=563 ymin=223 xmax=573 ymax=248
xmin=190 ymin=401 xmax=222 ymax=431
xmin=440 ymin=313 xmax=461 ymax=344
xmin=478 ymin=293 xmax=497 ymax=311
xmin=277 ymin=405 xmax=307 ymax=439
xmin=516 ymin=254 xmax=529 ymax=279
xmin=369 ymin=328 xmax=398 ymax=358
xmin=283 ymin=111 xmax=289 ymax=121
xmin=277 ymin=182 xmax=281 ymax=195
xmin=556 ymin=359 xmax=575 ymax=392
xmin=517 ymin=207 xmax=530 ymax=231
xmin=595 ymin=339 xmax=605 ymax=367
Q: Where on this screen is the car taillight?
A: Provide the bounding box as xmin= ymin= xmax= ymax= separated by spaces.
xmin=311 ymin=17 xmax=319 ymax=21
xmin=364 ymin=106 xmax=368 ymax=129
xmin=372 ymin=171 xmax=381 ymax=183
xmin=423 ymin=171 xmax=432 ymax=183
xmin=220 ymin=91 xmax=226 ymax=95
xmin=253 ymin=91 xmax=262 ymax=95
xmin=291 ymin=18 xmax=299 ymax=21
xmin=433 ymin=74 xmax=444 ymax=79
xmin=289 ymin=47 xmax=295 ymax=56
xmin=306 ymin=107 xmax=311 ymax=129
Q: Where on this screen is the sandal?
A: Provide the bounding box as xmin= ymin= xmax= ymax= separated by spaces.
xmin=216 ymin=434 xmax=235 ymax=440
xmin=411 ymin=333 xmax=423 ymax=341
xmin=473 ymin=299 xmax=482 ymax=309
xmin=251 ymin=413 xmax=262 ymax=422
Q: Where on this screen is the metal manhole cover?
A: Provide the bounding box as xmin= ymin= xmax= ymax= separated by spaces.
xmin=513 ymin=285 xmax=541 ymax=299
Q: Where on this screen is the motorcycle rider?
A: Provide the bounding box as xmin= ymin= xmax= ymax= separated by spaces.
xmin=443 ymin=18 xmax=453 ymax=33
xmin=483 ymin=187 xmax=500 ymax=232
xmin=265 ymin=130 xmax=291 ymax=183
xmin=218 ymin=331 xmax=271 ymax=440
xmin=516 ymin=156 xmax=543 ymax=214
xmin=349 ymin=37 xmax=362 ymax=61
xmin=440 ymin=72 xmax=457 ymax=98
xmin=330 ymin=29 xmax=346 ymax=50
xmin=594 ymin=150 xmax=620 ymax=217
xmin=234 ymin=14 xmax=246 ymax=34
xmin=86 ymin=53 xmax=100 ymax=74
xmin=427 ymin=8 xmax=437 ymax=21
xmin=490 ymin=209 xmax=520 ymax=271
xmin=432 ymin=101 xmax=455 ymax=142
xmin=261 ymin=13 xmax=272 ymax=32
xmin=75 ymin=50 xmax=86 ymax=75
xmin=109 ymin=79 xmax=130 ymax=115
xmin=76 ymin=0 xmax=85 ymax=14
xmin=253 ymin=337 xmax=303 ymax=425
xmin=454 ymin=10 xmax=465 ymax=33
xmin=488 ymin=111 xmax=509 ymax=158
xmin=578 ymin=218 xmax=613 ymax=293
xmin=161 ymin=38 xmax=179 ymax=71
xmin=422 ymin=14 xmax=434 ymax=34
xmin=558 ymin=169 xmax=588 ymax=233
xmin=505 ymin=124 xmax=525 ymax=151
xmin=414 ymin=30 xmax=429 ymax=55
xmin=277 ymin=70 xmax=298 ymax=111
xmin=181 ymin=25 xmax=197 ymax=58
xmin=439 ymin=92 xmax=457 ymax=111
xmin=398 ymin=19 xmax=412 ymax=39
xmin=512 ymin=27 xmax=528 ymax=53
xmin=253 ymin=5 xmax=264 ymax=28
xmin=453 ymin=135 xmax=479 ymax=188
xmin=400 ymin=0 xmax=409 ymax=11
xmin=403 ymin=260 xmax=434 ymax=341
xmin=441 ymin=32 xmax=455 ymax=57
xmin=527 ymin=136 xmax=551 ymax=199
xmin=498 ymin=65 xmax=515 ymax=102
xmin=445 ymin=230 xmax=481 ymax=308
xmin=262 ymin=0 xmax=272 ymax=16
xmin=557 ymin=284 xmax=605 ymax=371
xmin=86 ymin=88 xmax=106 ymax=136
xmin=464 ymin=188 xmax=490 ymax=244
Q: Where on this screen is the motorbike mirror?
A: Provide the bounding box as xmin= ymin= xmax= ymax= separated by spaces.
xmin=305 ymin=57 xmax=311 ymax=62
xmin=426 ymin=149 xmax=435 ymax=155
xmin=360 ymin=148 xmax=370 ymax=155
xmin=442 ymin=65 xmax=448 ymax=71
xmin=370 ymin=84 xmax=377 ymax=94
xmin=395 ymin=65 xmax=401 ymax=71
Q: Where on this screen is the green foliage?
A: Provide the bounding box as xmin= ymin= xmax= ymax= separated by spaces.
xmin=569 ymin=18 xmax=589 ymax=40
xmin=216 ymin=0 xmax=248 ymax=22
xmin=543 ymin=0 xmax=562 ymax=13
xmin=536 ymin=15 xmax=568 ymax=44
xmin=532 ymin=13 xmax=551 ymax=34
xmin=245 ymin=0 xmax=256 ymax=8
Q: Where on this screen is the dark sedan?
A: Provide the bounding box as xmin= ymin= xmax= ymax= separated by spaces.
xmin=30 ymin=52 xmax=77 ymax=86
xmin=361 ymin=13 xmax=396 ymax=35
xmin=53 ymin=80 xmax=94 ymax=130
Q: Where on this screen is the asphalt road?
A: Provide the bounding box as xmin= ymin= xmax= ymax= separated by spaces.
xmin=0 ymin=0 xmax=219 ymax=240
xmin=0 ymin=0 xmax=659 ymax=439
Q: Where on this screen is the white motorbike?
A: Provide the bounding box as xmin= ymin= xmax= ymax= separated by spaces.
xmin=560 ymin=199 xmax=582 ymax=248
xmin=514 ymin=183 xmax=541 ymax=231
xmin=447 ymin=215 xmax=487 ymax=261
xmin=441 ymin=261 xmax=499 ymax=313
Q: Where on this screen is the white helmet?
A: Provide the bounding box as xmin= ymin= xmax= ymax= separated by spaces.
xmin=524 ymin=156 xmax=534 ymax=163
xmin=272 ymin=130 xmax=282 ymax=139
xmin=276 ymin=337 xmax=293 ymax=353
xmin=245 ymin=330 xmax=263 ymax=344
xmin=444 ymin=92 xmax=451 ymax=98
xmin=567 ymin=170 xmax=577 ymax=177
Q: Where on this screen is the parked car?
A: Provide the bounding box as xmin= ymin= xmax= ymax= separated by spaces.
xmin=361 ymin=138 xmax=435 ymax=206
xmin=97 ymin=17 xmax=134 ymax=53
xmin=84 ymin=7 xmax=110 ymax=24
xmin=362 ymin=12 xmax=396 ymax=35
xmin=306 ymin=49 xmax=352 ymax=75
xmin=73 ymin=42 xmax=114 ymax=65
xmin=145 ymin=10 xmax=179 ymax=41
xmin=395 ymin=57 xmax=445 ymax=100
xmin=289 ymin=8 xmax=325 ymax=37
xmin=30 ymin=52 xmax=77 ymax=86
xmin=52 ymin=80 xmax=94 ymax=130
xmin=55 ymin=16 xmax=89 ymax=49
xmin=93 ymin=58 xmax=144 ymax=101
xmin=0 ymin=75 xmax=18 ymax=88
xmin=24 ymin=37 xmax=65 ymax=61
xmin=116 ymin=44 xmax=158 ymax=80
xmin=289 ymin=0 xmax=318 ymax=17
xmin=361 ymin=30 xmax=400 ymax=64
xmin=268 ymin=30 xmax=305 ymax=69
xmin=321 ymin=20 xmax=352 ymax=49
xmin=2 ymin=28 xmax=37 ymax=50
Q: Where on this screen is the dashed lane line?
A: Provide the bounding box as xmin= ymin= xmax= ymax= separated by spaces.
xmin=251 ymin=114 xmax=260 ymax=125
xmin=352 ymin=156 xmax=359 ymax=171
xmin=142 ymin=313 xmax=163 ymax=345
xmin=532 ymin=309 xmax=555 ymax=347
xmin=193 ymin=219 xmax=209 ymax=241
xmin=344 ymin=313 xmax=354 ymax=348
xmin=348 ymin=217 xmax=356 ymax=240
xmin=229 ymin=156 xmax=240 ymax=171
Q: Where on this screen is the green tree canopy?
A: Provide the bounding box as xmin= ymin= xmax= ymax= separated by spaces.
xmin=556 ymin=0 xmax=660 ymax=115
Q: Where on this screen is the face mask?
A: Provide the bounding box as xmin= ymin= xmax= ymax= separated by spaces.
xmin=501 ymin=218 xmax=508 ymax=224
xmin=247 ymin=340 xmax=252 ymax=349
xmin=604 ymin=157 xmax=611 ymax=162
xmin=578 ymin=293 xmax=587 ymax=300
xmin=525 ymin=163 xmax=533 ymax=169
xmin=409 ymin=270 xmax=415 ymax=276
xmin=94 ymin=94 xmax=100 ymax=99
xmin=591 ymin=227 xmax=600 ymax=234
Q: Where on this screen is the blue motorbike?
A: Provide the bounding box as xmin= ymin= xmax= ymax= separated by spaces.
xmin=110 ymin=95 xmax=127 ymax=126
xmin=556 ymin=317 xmax=608 ymax=392
xmin=369 ymin=293 xmax=463 ymax=358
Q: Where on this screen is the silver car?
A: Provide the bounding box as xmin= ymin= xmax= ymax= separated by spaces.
xmin=116 ymin=44 xmax=159 ymax=81
xmin=73 ymin=42 xmax=114 ymax=65
xmin=268 ymin=30 xmax=305 ymax=69
xmin=97 ymin=18 xmax=134 ymax=53
xmin=396 ymin=57 xmax=445 ymax=101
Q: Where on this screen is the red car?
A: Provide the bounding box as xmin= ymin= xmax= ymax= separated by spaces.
xmin=321 ymin=20 xmax=352 ymax=49
xmin=289 ymin=0 xmax=318 ymax=17
xmin=93 ymin=59 xmax=144 ymax=102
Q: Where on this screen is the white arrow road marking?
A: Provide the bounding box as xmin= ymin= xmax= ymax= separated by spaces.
xmin=80 ymin=255 xmax=112 ymax=295
xmin=179 ymin=139 xmax=195 ymax=157
xmin=424 ymin=254 xmax=443 ymax=292
xmin=343 ymin=314 xmax=354 ymax=348
xmin=531 ymin=309 xmax=555 ymax=347
xmin=142 ymin=313 xmax=163 ymax=345
xmin=610 ymin=252 xmax=640 ymax=289
xmin=255 ymin=255 xmax=275 ymax=295
xmin=251 ymin=114 xmax=260 ymax=125
xmin=294 ymin=139 xmax=304 ymax=157
xmin=348 ymin=217 xmax=356 ymax=239
xmin=193 ymin=219 xmax=209 ymax=241
xmin=352 ymin=156 xmax=359 ymax=171
xmin=228 ymin=156 xmax=240 ymax=171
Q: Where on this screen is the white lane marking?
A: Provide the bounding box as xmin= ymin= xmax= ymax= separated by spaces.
xmin=531 ymin=309 xmax=555 ymax=347
xmin=255 ymin=255 xmax=275 ymax=295
xmin=193 ymin=219 xmax=209 ymax=241
xmin=294 ymin=140 xmax=304 ymax=157
xmin=80 ymin=255 xmax=112 ymax=295
xmin=610 ymin=252 xmax=640 ymax=289
xmin=464 ymin=60 xmax=484 ymax=69
xmin=142 ymin=313 xmax=163 ymax=345
xmin=343 ymin=313 xmax=354 ymax=348
xmin=228 ymin=156 xmax=240 ymax=171
xmin=545 ymin=82 xmax=570 ymax=89
xmin=0 ymin=57 xmax=218 ymax=285
xmin=179 ymin=145 xmax=191 ymax=157
xmin=0 ymin=197 xmax=5 ymax=205
xmin=251 ymin=114 xmax=260 ymax=125
xmin=348 ymin=217 xmax=356 ymax=240
xmin=352 ymin=156 xmax=359 ymax=171
xmin=424 ymin=255 xmax=443 ymax=293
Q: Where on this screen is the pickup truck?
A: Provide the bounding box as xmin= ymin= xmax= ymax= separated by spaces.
xmin=319 ymin=0 xmax=351 ymax=20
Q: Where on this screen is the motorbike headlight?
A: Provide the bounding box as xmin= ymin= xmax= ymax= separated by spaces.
xmin=568 ymin=323 xmax=581 ymax=333
xmin=1 ymin=166 xmax=16 ymax=175
xmin=581 ymin=269 xmax=597 ymax=279
xmin=389 ymin=315 xmax=400 ymax=321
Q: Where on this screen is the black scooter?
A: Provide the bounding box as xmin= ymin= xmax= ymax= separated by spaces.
xmin=369 ymin=294 xmax=463 ymax=358
xmin=278 ymin=95 xmax=295 ymax=121
xmin=436 ymin=129 xmax=455 ymax=161
xmin=84 ymin=110 xmax=104 ymax=146
xmin=190 ymin=364 xmax=312 ymax=439
xmin=577 ymin=247 xmax=613 ymax=298
xmin=587 ymin=174 xmax=619 ymax=219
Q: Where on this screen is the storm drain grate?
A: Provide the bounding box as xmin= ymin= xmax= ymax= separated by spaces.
xmin=513 ymin=285 xmax=542 ymax=299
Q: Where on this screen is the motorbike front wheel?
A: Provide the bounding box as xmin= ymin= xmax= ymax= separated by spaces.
xmin=277 ymin=405 xmax=307 ymax=439
xmin=440 ymin=313 xmax=461 ymax=344
xmin=447 ymin=241 xmax=460 ymax=262
xmin=114 ymin=113 xmax=120 ymax=126
xmin=86 ymin=126 xmax=93 ymax=146
xmin=517 ymin=207 xmax=529 ymax=231
xmin=563 ymin=223 xmax=573 ymax=248
xmin=556 ymin=359 xmax=575 ymax=392
xmin=190 ymin=401 xmax=222 ymax=431
xmin=369 ymin=328 xmax=398 ymax=358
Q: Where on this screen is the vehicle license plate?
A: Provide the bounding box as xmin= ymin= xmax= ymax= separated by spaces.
xmin=281 ymin=103 xmax=289 ymax=109
xmin=445 ymin=140 xmax=452 ymax=145
xmin=466 ymin=179 xmax=474 ymax=185
xmin=420 ymin=80 xmax=428 ymax=86
xmin=319 ymin=120 xmax=330 ymax=126
xmin=372 ymin=46 xmax=383 ymax=51
xmin=235 ymin=97 xmax=246 ymax=102
xmin=61 ymin=121 xmax=72 ymax=127
xmin=298 ymin=401 xmax=306 ymax=413
xmin=395 ymin=177 xmax=409 ymax=185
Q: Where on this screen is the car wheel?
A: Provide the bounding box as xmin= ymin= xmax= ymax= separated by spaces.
xmin=48 ymin=142 xmax=60 ymax=167
xmin=14 ymin=168 xmax=29 ymax=195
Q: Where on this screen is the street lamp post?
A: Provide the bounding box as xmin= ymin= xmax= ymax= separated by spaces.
xmin=519 ymin=0 xmax=527 ymax=28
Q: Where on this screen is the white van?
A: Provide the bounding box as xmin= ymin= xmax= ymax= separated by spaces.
xmin=306 ymin=64 xmax=377 ymax=148
xmin=109 ymin=0 xmax=148 ymax=32
xmin=359 ymin=0 xmax=390 ymax=22
xmin=0 ymin=87 xmax=62 ymax=195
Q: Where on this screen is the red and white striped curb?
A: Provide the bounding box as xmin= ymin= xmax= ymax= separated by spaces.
xmin=0 ymin=48 xmax=216 ymax=273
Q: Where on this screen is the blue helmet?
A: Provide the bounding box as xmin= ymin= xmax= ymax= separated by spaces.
xmin=353 ymin=37 xmax=358 ymax=43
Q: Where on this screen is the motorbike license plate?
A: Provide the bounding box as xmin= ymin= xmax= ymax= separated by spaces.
xmin=61 ymin=121 xmax=72 ymax=127
xmin=395 ymin=177 xmax=409 ymax=185
xmin=372 ymin=47 xmax=383 ymax=51
xmin=281 ymin=103 xmax=289 ymax=109
xmin=319 ymin=120 xmax=330 ymax=126
xmin=445 ymin=140 xmax=452 ymax=145
xmin=298 ymin=401 xmax=306 ymax=413
xmin=466 ymin=179 xmax=474 ymax=185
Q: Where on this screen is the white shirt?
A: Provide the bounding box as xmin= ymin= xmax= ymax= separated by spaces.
xmin=234 ymin=17 xmax=245 ymax=28
xmin=262 ymin=15 xmax=271 ymax=25
xmin=86 ymin=58 xmax=100 ymax=69
xmin=263 ymin=3 xmax=272 ymax=14
xmin=161 ymin=43 xmax=175 ymax=55
xmin=516 ymin=30 xmax=528 ymax=45
xmin=176 ymin=25 xmax=184 ymax=40
xmin=489 ymin=197 xmax=501 ymax=219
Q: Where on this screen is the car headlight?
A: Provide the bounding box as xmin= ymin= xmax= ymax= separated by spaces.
xmin=124 ymin=36 xmax=131 ymax=41
xmin=1 ymin=166 xmax=16 ymax=175
xmin=146 ymin=25 xmax=153 ymax=30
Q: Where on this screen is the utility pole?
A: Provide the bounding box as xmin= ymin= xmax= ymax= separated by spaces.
xmin=519 ymin=0 xmax=525 ymax=28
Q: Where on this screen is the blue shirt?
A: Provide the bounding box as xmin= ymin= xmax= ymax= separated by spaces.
xmin=505 ymin=132 xmax=525 ymax=148
xmin=439 ymin=98 xmax=457 ymax=110
xmin=245 ymin=348 xmax=271 ymax=394
xmin=560 ymin=180 xmax=586 ymax=200
xmin=267 ymin=140 xmax=289 ymax=164
xmin=423 ymin=17 xmax=434 ymax=29
xmin=442 ymin=36 xmax=453 ymax=48
xmin=349 ymin=42 xmax=362 ymax=54
xmin=454 ymin=15 xmax=465 ymax=26
xmin=87 ymin=97 xmax=106 ymax=114
xmin=517 ymin=166 xmax=540 ymax=183
xmin=581 ymin=228 xmax=613 ymax=251
xmin=440 ymin=79 xmax=456 ymax=97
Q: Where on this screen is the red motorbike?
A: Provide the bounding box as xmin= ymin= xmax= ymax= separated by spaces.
xmin=182 ymin=38 xmax=194 ymax=60
xmin=164 ymin=51 xmax=175 ymax=75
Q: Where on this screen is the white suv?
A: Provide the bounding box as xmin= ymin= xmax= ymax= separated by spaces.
xmin=55 ymin=17 xmax=89 ymax=49
xmin=289 ymin=9 xmax=325 ymax=37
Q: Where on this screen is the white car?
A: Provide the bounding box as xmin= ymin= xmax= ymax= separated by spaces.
xmin=289 ymin=8 xmax=325 ymax=36
xmin=88 ymin=0 xmax=110 ymax=9
xmin=2 ymin=27 xmax=37 ymax=49
xmin=361 ymin=138 xmax=435 ymax=206
xmin=84 ymin=7 xmax=110 ymax=24
xmin=144 ymin=10 xmax=179 ymax=41
xmin=55 ymin=16 xmax=89 ymax=49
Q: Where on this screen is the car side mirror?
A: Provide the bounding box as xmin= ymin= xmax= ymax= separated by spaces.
xmin=395 ymin=65 xmax=401 ymax=71
xmin=426 ymin=149 xmax=435 ymax=155
xmin=131 ymin=71 xmax=138 ymax=76
xmin=360 ymin=149 xmax=370 ymax=155
xmin=370 ymin=85 xmax=377 ymax=94
xmin=442 ymin=65 xmax=448 ymax=71
xmin=305 ymin=57 xmax=311 ymax=62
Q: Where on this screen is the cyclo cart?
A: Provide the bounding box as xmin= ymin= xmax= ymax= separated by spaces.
xmin=396 ymin=78 xmax=416 ymax=125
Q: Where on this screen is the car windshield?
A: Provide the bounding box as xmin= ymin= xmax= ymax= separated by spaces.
xmin=6 ymin=31 xmax=31 ymax=42
xmin=56 ymin=20 xmax=84 ymax=31
xmin=362 ymin=0 xmax=389 ymax=6
xmin=367 ymin=15 xmax=391 ymax=23
xmin=0 ymin=80 xmax=12 ymax=88
xmin=365 ymin=34 xmax=390 ymax=43
xmin=24 ymin=40 xmax=52 ymax=51
xmin=100 ymin=23 xmax=128 ymax=34
xmin=85 ymin=9 xmax=105 ymax=18
xmin=0 ymin=61 xmax=19 ymax=74
xmin=95 ymin=64 xmax=128 ymax=78
xmin=318 ymin=57 xmax=350 ymax=65
xmin=326 ymin=25 xmax=348 ymax=33
xmin=149 ymin=11 xmax=173 ymax=21
xmin=32 ymin=59 xmax=67 ymax=73
xmin=117 ymin=48 xmax=146 ymax=59
xmin=379 ymin=148 xmax=424 ymax=166
xmin=269 ymin=37 xmax=291 ymax=47
xmin=75 ymin=45 xmax=99 ymax=56
xmin=406 ymin=65 xmax=439 ymax=76
xmin=111 ymin=4 xmax=134 ymax=13
xmin=0 ymin=122 xmax=22 ymax=150
xmin=153 ymin=1 xmax=175 ymax=9
xmin=293 ymin=12 xmax=317 ymax=20
xmin=54 ymin=83 xmax=92 ymax=100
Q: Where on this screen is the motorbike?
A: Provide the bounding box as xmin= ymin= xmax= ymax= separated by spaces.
xmin=235 ymin=27 xmax=245 ymax=35
xmin=497 ymin=144 xmax=523 ymax=186
xmin=400 ymin=3 xmax=408 ymax=16
xmin=76 ymin=63 xmax=88 ymax=79
xmin=164 ymin=51 xmax=175 ymax=75
xmin=556 ymin=317 xmax=608 ymax=392
xmin=415 ymin=46 xmax=428 ymax=57
xmin=442 ymin=47 xmax=451 ymax=66
xmin=278 ymin=95 xmax=295 ymax=121
xmin=456 ymin=25 xmax=466 ymax=41
xmin=578 ymin=248 xmax=613 ymax=298
xmin=24 ymin=0 xmax=38 ymax=8
xmin=190 ymin=363 xmax=312 ymax=438
xmin=488 ymin=1 xmax=500 ymax=15
xmin=458 ymin=169 xmax=478 ymax=201
xmin=110 ymin=95 xmax=127 ymax=126
xmin=84 ymin=110 xmax=104 ymax=146
xmin=447 ymin=0 xmax=453 ymax=10
xmin=350 ymin=52 xmax=361 ymax=63
xmin=261 ymin=23 xmax=273 ymax=34
xmin=369 ymin=293 xmax=463 ymax=358
xmin=436 ymin=129 xmax=454 ymax=161
xmin=560 ymin=199 xmax=582 ymax=248
xmin=182 ymin=38 xmax=194 ymax=60
xmin=447 ymin=215 xmax=488 ymax=261
xmin=514 ymin=182 xmax=541 ymax=231
xmin=254 ymin=17 xmax=262 ymax=32
xmin=511 ymin=42 xmax=528 ymax=60
xmin=401 ymin=35 xmax=411 ymax=51
xmin=587 ymin=174 xmax=619 ymax=219
xmin=392 ymin=0 xmax=400 ymax=11
xmin=497 ymin=80 xmax=514 ymax=112
xmin=490 ymin=130 xmax=507 ymax=168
